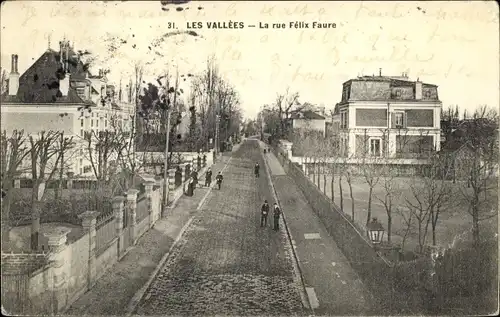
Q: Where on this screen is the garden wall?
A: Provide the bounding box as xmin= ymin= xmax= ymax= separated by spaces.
xmin=274 ymin=140 xmax=498 ymax=314
xmin=273 ymin=143 xmax=432 ymax=314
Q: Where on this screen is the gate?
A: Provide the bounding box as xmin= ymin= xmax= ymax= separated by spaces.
xmin=1 ymin=274 xmax=30 ymax=315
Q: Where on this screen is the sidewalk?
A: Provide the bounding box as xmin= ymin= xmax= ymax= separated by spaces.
xmin=65 ymin=156 xmax=230 ymax=316
xmin=261 ymin=145 xmax=376 ymax=316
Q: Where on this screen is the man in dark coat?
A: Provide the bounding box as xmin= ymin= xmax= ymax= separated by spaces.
xmin=205 ymin=168 xmax=212 ymax=187
xmin=260 ymin=200 xmax=270 ymax=227
xmin=216 ymin=172 xmax=224 ymax=190
xmin=191 ymin=170 xmax=198 ymax=188
xmin=273 ymin=203 xmax=281 ymax=231
xmin=254 ymin=163 xmax=260 ymax=178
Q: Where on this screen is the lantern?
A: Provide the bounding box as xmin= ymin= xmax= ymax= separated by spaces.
xmin=366 ymin=217 xmax=385 ymax=244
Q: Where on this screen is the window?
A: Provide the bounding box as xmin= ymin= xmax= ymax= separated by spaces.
xmin=105 ymin=120 xmax=108 ymax=128
xmin=91 ymin=120 xmax=94 ymax=127
xmin=80 ymin=159 xmax=83 ymax=166
xmin=340 ymin=111 xmax=348 ymax=129
xmin=395 ymin=112 xmax=404 ymax=128
xmin=76 ymin=87 xmax=86 ymax=100
xmin=96 ymin=119 xmax=99 ymax=127
xmin=393 ymin=111 xmax=406 ymax=129
xmin=370 ymin=138 xmax=382 ymax=157
xmin=83 ymin=166 xmax=92 ymax=173
xmin=80 ymin=129 xmax=84 ymax=137
xmin=80 ymin=119 xmax=84 ymax=127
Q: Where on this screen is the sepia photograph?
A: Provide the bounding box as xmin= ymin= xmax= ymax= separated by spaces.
xmin=0 ymin=1 xmax=498 ymax=316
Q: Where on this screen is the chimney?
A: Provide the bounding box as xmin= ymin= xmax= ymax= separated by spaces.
xmin=65 ymin=42 xmax=70 ymax=73
xmin=379 ymin=68 xmax=382 ymax=76
xmin=8 ymin=54 xmax=20 ymax=96
xmin=123 ymin=85 xmax=129 ymax=103
xmin=415 ymin=79 xmax=422 ymax=100
xmin=60 ymin=73 xmax=70 ymax=97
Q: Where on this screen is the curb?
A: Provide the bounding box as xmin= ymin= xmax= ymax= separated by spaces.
xmin=126 ymin=156 xmax=233 ymax=316
xmin=259 ymin=140 xmax=315 ymax=316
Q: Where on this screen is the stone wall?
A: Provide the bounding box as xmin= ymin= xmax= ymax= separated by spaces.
xmin=1 ymin=252 xmax=49 ymax=275
xmin=273 ymin=141 xmax=431 ymax=314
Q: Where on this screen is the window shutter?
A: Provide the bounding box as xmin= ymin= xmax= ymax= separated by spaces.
xmin=391 ymin=112 xmax=396 ymax=128
xmin=404 ymin=111 xmax=408 ymax=128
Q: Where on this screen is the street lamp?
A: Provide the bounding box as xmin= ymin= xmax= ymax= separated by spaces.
xmin=366 ymin=217 xmax=385 ymax=245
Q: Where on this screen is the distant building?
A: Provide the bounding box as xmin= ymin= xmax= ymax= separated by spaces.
xmin=333 ymin=70 xmax=442 ymax=160
xmin=0 ymin=40 xmax=134 ymax=179
xmin=289 ymin=110 xmax=326 ymax=136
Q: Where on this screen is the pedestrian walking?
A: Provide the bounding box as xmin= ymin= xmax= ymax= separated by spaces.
xmin=216 ymin=172 xmax=224 ymax=190
xmin=205 ymin=168 xmax=212 ymax=187
xmin=254 ymin=163 xmax=260 ymax=178
xmin=191 ymin=170 xmax=198 ymax=188
xmin=273 ymin=203 xmax=281 ymax=231
xmin=260 ymin=200 xmax=270 ymax=227
xmin=186 ymin=178 xmax=194 ymax=196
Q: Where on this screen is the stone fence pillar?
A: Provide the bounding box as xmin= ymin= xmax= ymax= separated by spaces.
xmin=179 ymin=163 xmax=187 ymax=182
xmin=14 ymin=179 xmax=20 ymax=188
xmin=78 ymin=210 xmax=99 ymax=290
xmin=44 ymin=227 xmax=71 ymax=313
xmin=126 ymin=189 xmax=139 ymax=245
xmin=155 ymin=179 xmax=164 ymax=219
xmin=112 ymin=196 xmax=126 ymax=259
xmin=144 ymin=181 xmax=156 ymax=228
xmin=168 ymin=168 xmax=176 ymax=203
xmin=191 ymin=156 xmax=197 ymax=172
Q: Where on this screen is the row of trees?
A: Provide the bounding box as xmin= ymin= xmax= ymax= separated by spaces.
xmin=261 ymin=104 xmax=498 ymax=252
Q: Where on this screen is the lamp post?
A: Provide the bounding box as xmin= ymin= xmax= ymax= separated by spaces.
xmin=366 ymin=217 xmax=385 ymax=248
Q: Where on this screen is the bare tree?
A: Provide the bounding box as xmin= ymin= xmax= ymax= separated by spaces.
xmin=404 ymin=154 xmax=451 ymax=252
xmin=1 ymin=130 xmax=31 ymax=244
xmin=358 ymin=129 xmax=383 ymax=226
xmin=0 ymin=67 xmax=7 ymax=95
xmin=395 ymin=205 xmax=415 ymax=252
xmin=454 ymin=106 xmax=499 ymax=246
xmin=29 ymin=131 xmax=74 ymax=250
xmin=376 ymin=164 xmax=400 ymax=243
xmin=275 ymin=88 xmax=300 ymax=138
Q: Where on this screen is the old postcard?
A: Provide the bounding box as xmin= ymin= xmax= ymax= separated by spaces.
xmin=1 ymin=1 xmax=498 ymax=316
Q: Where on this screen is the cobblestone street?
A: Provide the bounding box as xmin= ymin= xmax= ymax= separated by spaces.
xmin=134 ymin=141 xmax=306 ymax=316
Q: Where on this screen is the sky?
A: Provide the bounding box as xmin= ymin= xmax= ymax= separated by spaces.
xmin=1 ymin=1 xmax=499 ymax=120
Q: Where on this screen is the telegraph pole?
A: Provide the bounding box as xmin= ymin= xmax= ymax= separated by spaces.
xmin=215 ymin=112 xmax=220 ymax=156
xmin=162 ymin=107 xmax=171 ymax=216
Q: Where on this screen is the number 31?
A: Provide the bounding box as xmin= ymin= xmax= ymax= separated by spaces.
xmin=167 ymin=22 xmax=176 ymax=29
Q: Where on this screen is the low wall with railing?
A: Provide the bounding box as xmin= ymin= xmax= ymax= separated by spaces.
xmin=2 ymin=152 xmax=219 ymax=315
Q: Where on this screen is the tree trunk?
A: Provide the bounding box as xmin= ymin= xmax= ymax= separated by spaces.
xmin=31 ymin=180 xmax=45 ymax=251
xmin=339 ymin=175 xmax=344 ymax=211
xmin=331 ymin=169 xmax=335 ymax=203
xmin=387 ymin=214 xmax=392 ymax=243
xmin=323 ymin=167 xmax=326 ymax=194
xmin=316 ymin=161 xmax=320 ymax=187
xmin=472 ymin=205 xmax=480 ymax=246
xmin=348 ymin=181 xmax=354 ymax=221
xmin=312 ymin=161 xmax=316 ymax=184
xmin=366 ymin=186 xmax=373 ymax=226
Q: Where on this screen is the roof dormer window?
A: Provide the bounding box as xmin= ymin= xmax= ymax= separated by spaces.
xmin=76 ymin=87 xmax=86 ymax=100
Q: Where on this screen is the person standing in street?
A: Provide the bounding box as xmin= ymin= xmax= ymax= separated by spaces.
xmin=260 ymin=200 xmax=270 ymax=227
xmin=216 ymin=171 xmax=224 ymax=190
xmin=273 ymin=203 xmax=281 ymax=231
xmin=191 ymin=169 xmax=198 ymax=189
xmin=254 ymin=162 xmax=260 ymax=178
xmin=205 ymin=168 xmax=212 ymax=187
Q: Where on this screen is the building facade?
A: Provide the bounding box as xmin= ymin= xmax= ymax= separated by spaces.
xmin=1 ymin=40 xmax=135 ymax=180
xmin=289 ymin=110 xmax=326 ymax=136
xmin=333 ymin=72 xmax=442 ymax=160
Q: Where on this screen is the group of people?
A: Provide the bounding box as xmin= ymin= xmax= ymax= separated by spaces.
xmin=260 ymin=200 xmax=281 ymax=231
xmin=186 ymin=167 xmax=224 ymax=196
xmin=205 ymin=168 xmax=224 ymax=190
